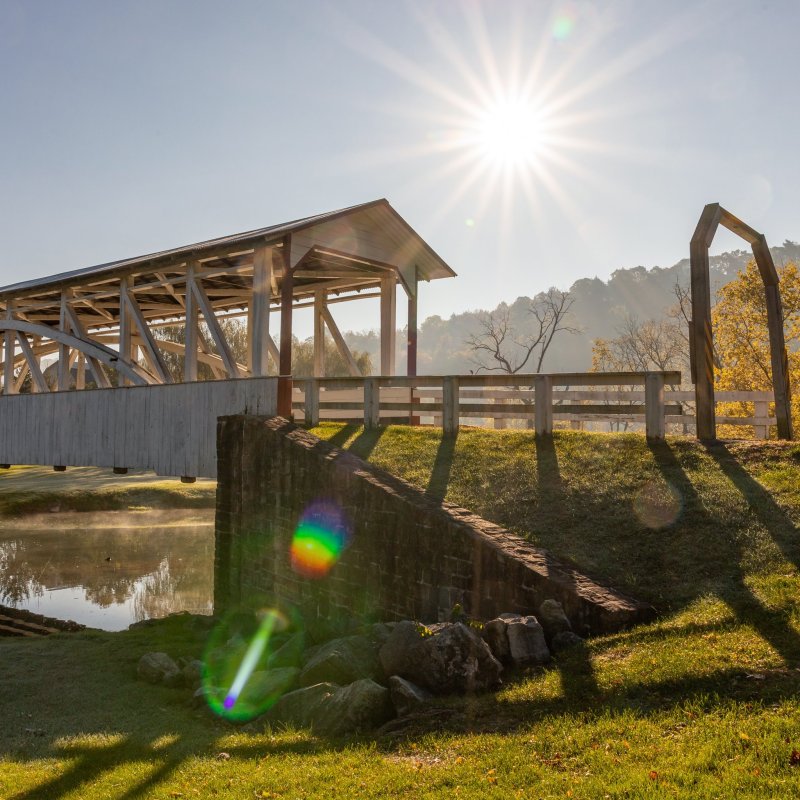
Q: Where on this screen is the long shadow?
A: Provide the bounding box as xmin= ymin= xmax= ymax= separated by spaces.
xmin=425 ymin=431 xmax=457 ymax=503
xmin=648 ymin=439 xmax=800 ymax=667
xmin=326 ymin=424 xmax=360 ymax=449
xmin=534 ymin=433 xmax=599 ymax=702
xmin=346 ymin=426 xmax=387 ymax=461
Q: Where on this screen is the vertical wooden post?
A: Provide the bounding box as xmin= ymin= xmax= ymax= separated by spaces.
xmin=406 ymin=269 xmax=418 ymax=378
xmin=304 ymin=378 xmax=320 ymax=427
xmin=754 ymin=399 xmax=769 ymax=440
xmin=534 ymin=375 xmax=553 ymax=436
xmin=277 ymin=235 xmax=294 ymax=418
xmin=249 ymin=243 xmax=272 ymax=377
xmin=118 ymin=277 xmax=133 ymax=386
xmin=3 ymin=303 xmax=15 ymax=396
xmin=76 ymin=355 xmax=86 ymax=390
xmin=313 ymin=291 xmax=326 ymax=377
xmin=364 ymin=377 xmax=380 ymax=429
xmin=380 ymin=274 xmax=396 ymax=376
xmin=442 ymin=376 xmax=459 ymax=435
xmin=184 ymin=264 xmax=199 ymax=382
xmin=645 ymin=372 xmax=666 ymax=440
xmin=690 ymin=204 xmax=722 ymax=440
xmin=763 ymin=282 xmax=793 ymax=440
xmin=58 ymin=291 xmax=71 ymax=391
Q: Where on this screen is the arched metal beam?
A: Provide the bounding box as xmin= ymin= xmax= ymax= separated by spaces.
xmin=0 ymin=319 xmax=158 ymax=386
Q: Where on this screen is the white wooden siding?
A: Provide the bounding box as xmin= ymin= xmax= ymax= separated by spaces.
xmin=0 ymin=377 xmax=277 ymax=478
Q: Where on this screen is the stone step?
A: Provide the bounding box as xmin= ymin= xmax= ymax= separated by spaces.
xmin=0 ymin=614 xmax=60 ymax=637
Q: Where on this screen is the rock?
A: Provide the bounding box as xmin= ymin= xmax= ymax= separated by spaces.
xmin=240 ymin=667 xmax=299 ymax=709
xmin=265 ymin=683 xmax=339 ymax=728
xmin=389 ymin=676 xmax=432 ymax=716
xmin=551 ymin=631 xmax=585 ymax=653
xmin=505 ymin=616 xmax=550 ymax=667
xmin=299 ymin=635 xmax=381 ymax=687
xmin=381 ymin=621 xmax=502 ymax=694
xmin=315 ymin=679 xmax=394 ymax=736
xmin=181 ymin=659 xmax=204 ymax=689
xmin=268 ymin=633 xmax=305 ymax=670
xmin=368 ymin=622 xmax=395 ymax=647
xmin=537 ymin=599 xmax=572 ymax=640
xmin=137 ymin=652 xmax=180 ymax=685
xmin=378 ymin=620 xmax=424 ymax=677
xmin=482 ymin=618 xmax=511 ymax=663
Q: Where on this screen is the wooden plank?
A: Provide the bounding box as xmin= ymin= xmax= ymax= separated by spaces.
xmin=305 ymin=379 xmax=320 ymax=427
xmin=442 ymin=376 xmax=459 ymax=435
xmin=364 ymin=377 xmax=380 ymax=429
xmin=645 ymin=372 xmax=666 ymax=440
xmin=380 ymin=275 xmax=396 ymax=375
xmin=320 ymin=306 xmax=361 ymax=377
xmin=314 ymin=291 xmax=326 ymax=377
xmin=122 ymin=287 xmax=170 ymax=384
xmin=534 ymin=375 xmax=553 ymax=436
xmin=184 ymin=264 xmax=199 ymax=382
xmin=250 ymin=243 xmax=272 ymax=376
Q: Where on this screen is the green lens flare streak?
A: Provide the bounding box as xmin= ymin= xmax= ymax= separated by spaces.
xmin=223 ymin=612 xmax=279 ymax=710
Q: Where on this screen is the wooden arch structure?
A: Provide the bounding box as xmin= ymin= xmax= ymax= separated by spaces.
xmin=0 ymin=199 xmax=456 ymax=407
xmin=690 ymin=203 xmax=793 ymax=440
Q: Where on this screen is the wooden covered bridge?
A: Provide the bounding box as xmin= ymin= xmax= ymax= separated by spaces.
xmin=0 ymin=200 xmax=454 ymax=477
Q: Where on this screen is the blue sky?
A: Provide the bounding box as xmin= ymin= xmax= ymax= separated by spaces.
xmin=1 ymin=0 xmax=798 ymax=337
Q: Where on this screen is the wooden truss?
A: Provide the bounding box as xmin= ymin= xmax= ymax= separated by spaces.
xmin=690 ymin=203 xmax=793 ymax=440
xmin=0 ymin=200 xmax=455 ymax=412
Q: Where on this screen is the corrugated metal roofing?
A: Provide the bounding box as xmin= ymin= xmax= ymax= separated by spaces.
xmin=0 ymin=198 xmax=455 ymax=297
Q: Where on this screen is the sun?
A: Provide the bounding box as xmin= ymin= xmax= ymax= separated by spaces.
xmin=471 ymin=97 xmax=548 ymax=169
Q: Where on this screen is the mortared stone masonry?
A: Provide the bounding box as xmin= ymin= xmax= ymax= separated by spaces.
xmin=214 ymin=416 xmax=654 ymax=634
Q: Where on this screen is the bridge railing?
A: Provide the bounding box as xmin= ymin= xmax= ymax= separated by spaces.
xmin=291 ymin=372 xmax=683 ymax=440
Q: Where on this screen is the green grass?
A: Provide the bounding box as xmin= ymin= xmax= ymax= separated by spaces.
xmin=0 ymin=466 xmax=216 ymax=517
xmin=3 ymin=426 xmax=800 ymax=798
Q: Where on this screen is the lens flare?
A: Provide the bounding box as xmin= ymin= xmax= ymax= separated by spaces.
xmin=633 ymin=480 xmax=682 ymax=529
xmin=202 ymin=608 xmax=297 ymax=721
xmin=290 ymin=501 xmax=350 ymax=579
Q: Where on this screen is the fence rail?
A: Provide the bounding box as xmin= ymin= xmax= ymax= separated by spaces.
xmin=290 ymin=372 xmax=777 ymax=440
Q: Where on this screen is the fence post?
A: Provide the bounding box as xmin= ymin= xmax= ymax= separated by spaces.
xmin=442 ymin=376 xmax=459 ymax=435
xmin=754 ymin=400 xmax=769 ymax=440
xmin=364 ymin=377 xmax=380 ymax=429
xmin=305 ymin=379 xmax=319 ymax=427
xmin=534 ymin=375 xmax=553 ymax=436
xmin=645 ymin=372 xmax=665 ymax=440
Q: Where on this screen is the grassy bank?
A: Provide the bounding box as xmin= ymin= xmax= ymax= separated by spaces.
xmin=0 ymin=466 xmax=216 ymax=517
xmin=2 ymin=426 xmax=800 ymax=798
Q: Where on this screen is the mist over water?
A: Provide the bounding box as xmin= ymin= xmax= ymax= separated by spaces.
xmin=0 ymin=510 xmax=215 ymax=630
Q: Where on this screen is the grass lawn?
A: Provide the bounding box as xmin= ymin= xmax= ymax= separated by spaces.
xmin=0 ymin=466 xmax=216 ymax=517
xmin=2 ymin=426 xmax=800 ymax=798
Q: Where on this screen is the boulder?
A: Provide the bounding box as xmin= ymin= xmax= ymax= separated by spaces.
xmin=266 ymin=683 xmax=339 ymax=728
xmin=380 ymin=622 xmax=502 ymax=694
xmin=537 ymin=599 xmax=573 ymax=640
xmin=268 ymin=633 xmax=305 ymax=670
xmin=298 ymin=635 xmax=381 ymax=687
xmin=551 ymin=631 xmax=585 ymax=653
xmin=137 ymin=652 xmax=180 ymax=685
xmin=378 ymin=620 xmax=422 ymax=678
xmin=181 ymin=659 xmax=204 ymax=689
xmin=505 ymin=616 xmax=550 ymax=666
xmin=241 ymin=667 xmax=299 ymax=709
xmin=389 ymin=676 xmax=432 ymax=716
xmin=482 ymin=618 xmax=511 ymax=663
xmin=315 ymin=679 xmax=395 ymax=736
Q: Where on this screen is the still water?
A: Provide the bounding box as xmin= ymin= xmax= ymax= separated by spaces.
xmin=0 ymin=509 xmax=215 ymax=631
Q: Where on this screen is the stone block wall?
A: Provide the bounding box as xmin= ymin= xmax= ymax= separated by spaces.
xmin=214 ymin=416 xmax=653 ymax=634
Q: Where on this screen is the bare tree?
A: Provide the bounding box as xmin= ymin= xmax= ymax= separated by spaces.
xmin=466 ymin=288 xmax=578 ymax=374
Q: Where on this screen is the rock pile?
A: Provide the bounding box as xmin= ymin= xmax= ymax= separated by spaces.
xmin=135 ymin=599 xmax=584 ymax=736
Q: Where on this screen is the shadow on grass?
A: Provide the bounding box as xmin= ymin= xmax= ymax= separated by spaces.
xmin=425 ymin=432 xmax=457 ymax=502
xmin=648 ymin=439 xmax=800 ymax=666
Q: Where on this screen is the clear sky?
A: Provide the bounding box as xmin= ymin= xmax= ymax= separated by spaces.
xmin=1 ymin=0 xmax=798 ymax=338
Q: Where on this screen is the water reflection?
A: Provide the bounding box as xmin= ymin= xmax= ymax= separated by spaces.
xmin=0 ymin=510 xmax=214 ymax=630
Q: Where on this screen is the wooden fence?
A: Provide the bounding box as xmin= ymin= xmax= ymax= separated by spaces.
xmin=291 ymin=373 xmax=778 ymax=440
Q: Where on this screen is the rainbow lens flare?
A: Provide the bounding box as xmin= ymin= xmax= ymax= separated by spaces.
xmin=552 ymin=12 xmax=576 ymax=41
xmin=290 ymin=501 xmax=350 ymax=579
xmin=202 ymin=608 xmax=297 ymax=721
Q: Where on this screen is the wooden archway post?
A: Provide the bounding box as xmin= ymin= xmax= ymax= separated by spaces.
xmin=690 ymin=203 xmax=793 ymax=441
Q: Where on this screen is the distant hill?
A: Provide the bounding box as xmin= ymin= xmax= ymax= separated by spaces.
xmin=345 ymin=241 xmax=800 ymax=375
